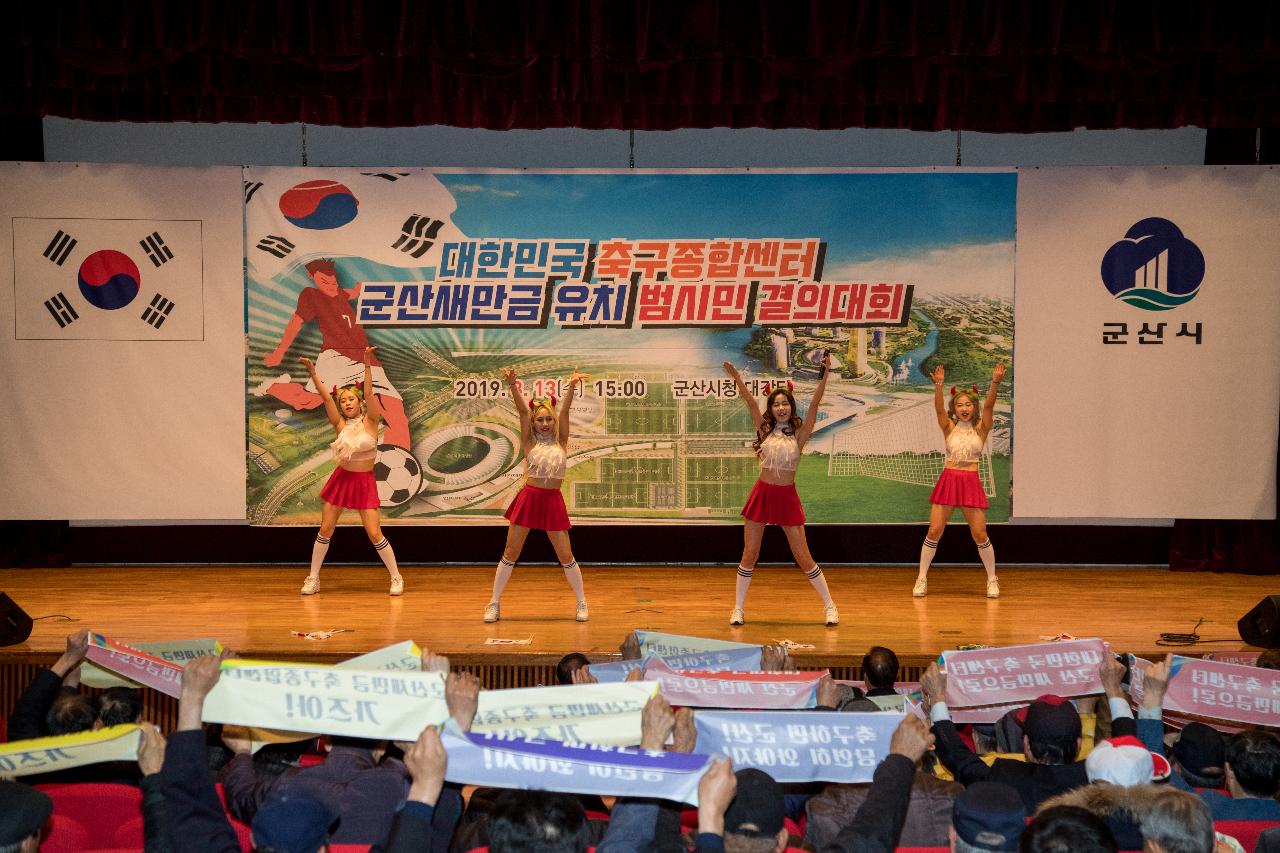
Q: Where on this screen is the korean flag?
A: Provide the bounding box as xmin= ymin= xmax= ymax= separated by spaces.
xmin=245 ymin=168 xmax=467 ymax=282
xmin=14 ymin=217 xmax=204 ymax=340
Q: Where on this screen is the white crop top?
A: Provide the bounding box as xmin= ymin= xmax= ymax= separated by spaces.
xmin=526 ymin=435 xmax=567 ymax=479
xmin=945 ymin=421 xmax=985 ymax=466
xmin=759 ymin=429 xmax=800 ymax=472
xmin=331 ymin=417 xmax=377 ymax=465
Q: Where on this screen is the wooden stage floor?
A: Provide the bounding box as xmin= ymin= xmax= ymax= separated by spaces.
xmin=0 ymin=565 xmax=1266 ymax=669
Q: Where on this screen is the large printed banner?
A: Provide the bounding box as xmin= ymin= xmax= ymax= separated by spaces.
xmin=245 ymin=169 xmax=1015 ymax=524
xmin=694 ymin=710 xmax=900 ymax=783
xmin=472 ymin=682 xmax=659 ymax=746
xmin=1163 ymin=655 xmax=1280 ymax=728
xmin=642 ymin=658 xmax=823 ymax=709
xmin=1014 ymin=167 xmax=1280 ymax=519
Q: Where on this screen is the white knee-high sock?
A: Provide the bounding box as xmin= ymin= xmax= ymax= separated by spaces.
xmin=491 ymin=558 xmax=515 ymax=602
xmin=562 ymin=560 xmax=586 ymax=602
xmin=805 ymin=565 xmax=834 ymax=606
xmin=734 ymin=566 xmax=753 ymax=609
xmin=917 ymin=537 xmax=939 ymax=578
xmin=310 ymin=534 xmax=330 ymax=577
xmin=374 ymin=537 xmax=400 ymax=578
xmin=977 ymin=539 xmax=996 ymax=579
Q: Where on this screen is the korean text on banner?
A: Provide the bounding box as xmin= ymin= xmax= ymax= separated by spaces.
xmin=0 ymin=725 xmax=142 ymax=777
xmin=643 ymin=658 xmax=822 ymax=709
xmin=694 ymin=711 xmax=901 ymax=783
xmin=202 ymin=661 xmax=448 ymax=741
xmin=942 ymin=639 xmax=1108 ymax=707
xmin=335 ymin=640 xmax=423 ymax=671
xmin=590 ymin=646 xmax=764 ymax=683
xmin=635 ymin=631 xmax=760 ymax=657
xmin=472 ymin=681 xmax=659 ymax=746
xmin=1163 ymin=655 xmax=1280 ymax=728
xmin=82 ymin=637 xmax=221 ymax=689
xmin=85 ymin=633 xmax=185 ymax=698
xmin=442 ymin=728 xmax=712 ymax=805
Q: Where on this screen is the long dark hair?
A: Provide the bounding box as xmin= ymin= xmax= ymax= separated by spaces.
xmin=754 ymin=389 xmax=802 ymax=454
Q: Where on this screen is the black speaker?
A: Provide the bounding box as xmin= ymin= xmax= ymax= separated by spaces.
xmin=1238 ymin=595 xmax=1280 ymax=648
xmin=0 ymin=593 xmax=33 ymax=646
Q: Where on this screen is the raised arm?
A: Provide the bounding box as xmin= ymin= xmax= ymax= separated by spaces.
xmin=502 ymin=367 xmax=531 ymax=440
xmin=559 ymin=368 xmax=589 ymax=447
xmin=723 ymin=361 xmax=763 ymax=430
xmin=797 ymin=354 xmax=831 ymax=449
xmin=363 ymin=346 xmax=382 ymax=426
xmin=301 ymin=358 xmax=342 ymax=430
xmin=979 ymin=363 xmax=1005 ymax=438
xmin=931 ymin=364 xmax=951 ymax=434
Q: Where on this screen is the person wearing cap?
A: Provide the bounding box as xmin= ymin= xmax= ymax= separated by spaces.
xmin=250 ymin=794 xmax=338 ymax=853
xmin=919 ymin=656 xmax=1137 ymax=811
xmin=0 ymin=782 xmax=52 ymax=853
xmin=949 ymin=782 xmax=1027 ymax=853
xmin=1135 ymin=657 xmax=1280 ymax=821
xmin=1039 ymin=734 xmax=1173 ymax=850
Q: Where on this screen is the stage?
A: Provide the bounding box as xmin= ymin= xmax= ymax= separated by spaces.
xmin=0 ymin=564 xmax=1262 ymax=671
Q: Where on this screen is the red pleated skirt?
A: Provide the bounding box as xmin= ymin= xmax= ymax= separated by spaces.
xmin=505 ymin=484 xmax=571 ymax=531
xmin=741 ymin=480 xmax=806 ymax=526
xmin=320 ymin=466 xmax=380 ymax=510
xmin=929 ymin=467 xmax=989 ymax=509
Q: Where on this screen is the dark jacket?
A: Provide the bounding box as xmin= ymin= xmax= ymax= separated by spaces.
xmin=806 ymin=770 xmax=961 ymax=849
xmin=931 ymin=715 xmax=1137 ymax=811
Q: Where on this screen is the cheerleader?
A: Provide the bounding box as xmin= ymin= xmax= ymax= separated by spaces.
xmin=299 ymin=347 xmax=403 ymax=596
xmin=722 ymin=356 xmax=837 ymax=626
xmin=484 ymin=367 xmax=590 ymax=622
xmin=914 ymin=363 xmax=1006 ymax=598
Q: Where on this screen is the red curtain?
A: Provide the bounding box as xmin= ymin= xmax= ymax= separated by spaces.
xmin=4 ymin=0 xmax=1278 ymax=130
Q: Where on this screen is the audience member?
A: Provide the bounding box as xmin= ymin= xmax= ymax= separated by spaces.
xmin=922 ymin=656 xmax=1137 ymax=810
xmin=1019 ymin=805 xmax=1118 ymax=853
xmin=950 ymin=782 xmax=1027 ymax=852
xmin=861 ymin=647 xmax=899 ymax=696
xmin=1138 ymin=788 xmax=1217 ymax=853
xmin=0 ymin=782 xmax=52 ymax=853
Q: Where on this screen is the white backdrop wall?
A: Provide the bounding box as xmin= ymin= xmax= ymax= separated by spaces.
xmin=0 ymin=162 xmax=245 ymax=519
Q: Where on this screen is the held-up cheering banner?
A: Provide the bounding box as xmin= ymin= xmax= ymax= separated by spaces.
xmin=472 ymin=682 xmax=659 ymax=746
xmin=202 ymin=661 xmax=448 ymax=741
xmin=694 ymin=711 xmax=901 ymax=784
xmin=590 ymin=646 xmax=764 ymax=683
xmin=442 ymin=728 xmax=712 ymax=806
xmin=642 ymin=657 xmax=823 ymax=709
xmin=942 ymin=639 xmax=1108 ymax=710
xmin=0 ymin=725 xmax=142 ymax=777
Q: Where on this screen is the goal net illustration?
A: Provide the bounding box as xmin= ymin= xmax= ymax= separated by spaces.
xmin=828 ymin=400 xmax=998 ymax=497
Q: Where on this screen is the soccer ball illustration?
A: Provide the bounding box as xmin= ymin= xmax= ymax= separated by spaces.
xmin=374 ymin=444 xmax=423 ymax=507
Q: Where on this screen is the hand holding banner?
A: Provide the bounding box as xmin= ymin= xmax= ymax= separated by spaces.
xmin=85 ymin=632 xmax=186 ymax=698
xmin=942 ymin=639 xmax=1108 ymax=708
xmin=81 ymin=637 xmax=222 ymax=689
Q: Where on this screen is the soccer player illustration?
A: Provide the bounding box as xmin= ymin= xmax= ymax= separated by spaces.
xmin=722 ymin=356 xmax=838 ymax=627
xmin=914 ymin=362 xmax=1006 ymax=598
xmin=259 ymin=258 xmax=411 ymax=451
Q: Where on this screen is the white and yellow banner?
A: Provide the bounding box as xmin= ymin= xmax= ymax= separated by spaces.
xmin=0 ymin=725 xmax=141 ymax=777
xmin=473 ymin=681 xmax=659 ymax=746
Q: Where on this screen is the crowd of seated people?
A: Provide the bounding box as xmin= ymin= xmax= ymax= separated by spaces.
xmin=0 ymin=630 xmax=1276 ymax=853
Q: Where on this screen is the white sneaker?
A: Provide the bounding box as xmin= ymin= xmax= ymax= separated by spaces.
xmin=575 ymin=601 xmax=589 ymax=622
xmin=483 ymin=602 xmax=500 ymax=622
xmin=824 ymin=605 xmax=840 ymax=626
xmin=389 ymin=576 xmax=404 ymax=596
xmin=300 ymin=576 xmax=319 ymax=595
xmin=986 ymin=577 xmax=1001 ymax=598
xmin=913 ymin=577 xmax=928 ymax=597
xmin=729 ymin=608 xmax=745 ymax=626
